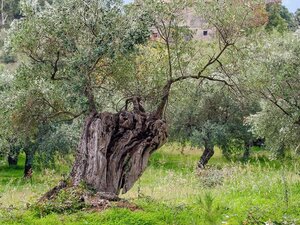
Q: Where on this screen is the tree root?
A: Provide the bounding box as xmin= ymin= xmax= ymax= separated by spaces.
xmin=39 ymin=180 xmax=68 ymax=202
xmin=36 ymin=182 xmax=139 ymax=214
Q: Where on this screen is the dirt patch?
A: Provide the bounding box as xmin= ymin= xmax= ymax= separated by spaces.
xmin=87 ymin=199 xmax=141 ymax=212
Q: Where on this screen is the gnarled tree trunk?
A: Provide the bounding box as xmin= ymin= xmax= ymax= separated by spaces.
xmin=42 ymin=99 xmax=167 ymax=203
xmin=42 ymin=98 xmax=168 ymax=200
xmin=69 ymin=110 xmax=167 ymax=197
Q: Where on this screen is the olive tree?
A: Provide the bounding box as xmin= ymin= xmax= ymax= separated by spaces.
xmin=244 ymin=34 xmax=300 ymax=157
xmin=169 ymin=82 xmax=258 ymax=168
xmin=0 ymin=71 xmax=19 ymax=164
xmin=8 ymin=0 xmax=264 ymax=200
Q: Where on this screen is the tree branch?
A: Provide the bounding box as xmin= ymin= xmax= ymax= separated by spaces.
xmin=49 ymin=110 xmax=87 ymax=122
xmin=50 ymin=51 xmax=69 ymax=81
xmin=154 ymin=42 xmax=233 ymax=119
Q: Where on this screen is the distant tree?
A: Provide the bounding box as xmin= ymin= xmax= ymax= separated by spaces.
xmin=0 ymin=68 xmax=79 ymax=176
xmin=295 ymin=8 xmax=300 ymax=26
xmin=169 ymin=82 xmax=258 ymax=168
xmin=21 ymin=122 xmax=80 ymax=177
xmin=7 ymin=143 xmax=21 ymax=166
xmin=0 ymin=72 xmax=17 ymax=164
xmin=0 ymin=0 xmax=57 ymax=28
xmin=265 ymin=2 xmax=297 ymax=32
xmin=0 ymin=0 xmax=21 ymax=27
xmin=243 ymin=34 xmax=300 ymax=158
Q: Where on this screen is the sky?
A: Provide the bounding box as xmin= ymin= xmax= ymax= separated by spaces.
xmin=124 ymin=0 xmax=300 ymax=13
xmin=282 ymin=0 xmax=300 ymax=13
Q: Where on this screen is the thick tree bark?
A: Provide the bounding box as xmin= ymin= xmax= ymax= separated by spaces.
xmin=67 ymin=101 xmax=167 ymax=198
xmin=24 ymin=150 xmax=33 ymax=178
xmin=197 ymin=141 xmax=214 ymax=169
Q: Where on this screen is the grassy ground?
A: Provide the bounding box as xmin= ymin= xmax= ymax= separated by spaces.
xmin=0 ymin=143 xmax=299 ymax=225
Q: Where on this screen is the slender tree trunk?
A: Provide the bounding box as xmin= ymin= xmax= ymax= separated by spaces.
xmin=198 ymin=140 xmax=214 ymax=169
xmin=1 ymin=0 xmax=7 ymax=26
xmin=24 ymin=150 xmax=33 ymax=178
xmin=276 ymin=143 xmax=285 ymax=159
xmin=1 ymin=0 xmax=3 ymax=26
xmin=7 ymin=145 xmax=20 ymax=166
xmin=8 ymin=154 xmax=18 ymax=166
xmin=242 ymin=140 xmax=252 ymax=161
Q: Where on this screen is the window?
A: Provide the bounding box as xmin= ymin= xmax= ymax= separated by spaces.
xmin=203 ymin=30 xmax=208 ymax=36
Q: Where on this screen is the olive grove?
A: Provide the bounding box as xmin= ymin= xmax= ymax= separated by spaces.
xmin=6 ymin=0 xmax=266 ymax=200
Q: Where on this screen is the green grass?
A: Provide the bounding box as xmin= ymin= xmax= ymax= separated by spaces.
xmin=0 ymin=143 xmax=300 ymax=225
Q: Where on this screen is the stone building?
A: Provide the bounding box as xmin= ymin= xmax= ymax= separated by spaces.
xmin=150 ymin=6 xmax=214 ymax=41
xmin=149 ymin=0 xmax=281 ymax=41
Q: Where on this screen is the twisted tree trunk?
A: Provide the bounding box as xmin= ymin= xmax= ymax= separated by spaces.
xmin=43 ymin=98 xmax=167 ymax=200
xmin=197 ymin=140 xmax=214 ymax=169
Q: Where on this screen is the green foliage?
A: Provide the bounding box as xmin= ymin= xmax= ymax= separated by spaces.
xmin=295 ymin=8 xmax=300 ymax=26
xmin=265 ymin=3 xmax=297 ymax=33
xmin=32 ymin=122 xmax=80 ymax=169
xmin=243 ymin=206 xmax=299 ymax=225
xmin=34 ymin=185 xmax=87 ymax=216
xmin=3 ymin=0 xmax=153 ymax=166
xmin=0 ymin=0 xmax=22 ymax=27
xmin=243 ymin=33 xmax=300 ymax=156
xmin=2 ymin=0 xmax=154 ymax=163
xmin=195 ymin=193 xmax=223 ymax=225
xmin=8 ymin=0 xmax=151 ymax=116
xmin=169 ymin=82 xmax=258 ymax=159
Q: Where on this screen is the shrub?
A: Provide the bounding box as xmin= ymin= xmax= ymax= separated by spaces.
xmin=197 ymin=167 xmax=224 ymax=187
xmin=33 ymin=186 xmax=87 ymax=216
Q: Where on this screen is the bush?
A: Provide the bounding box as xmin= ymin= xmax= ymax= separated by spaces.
xmin=243 ymin=206 xmax=299 ymax=225
xmin=33 ymin=186 xmax=87 ymax=216
xmin=197 ymin=167 xmax=224 ymax=187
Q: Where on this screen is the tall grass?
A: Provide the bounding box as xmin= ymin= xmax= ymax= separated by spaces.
xmin=0 ymin=143 xmax=299 ymax=224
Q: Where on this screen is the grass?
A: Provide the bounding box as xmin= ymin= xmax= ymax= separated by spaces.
xmin=0 ymin=143 xmax=300 ymax=224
